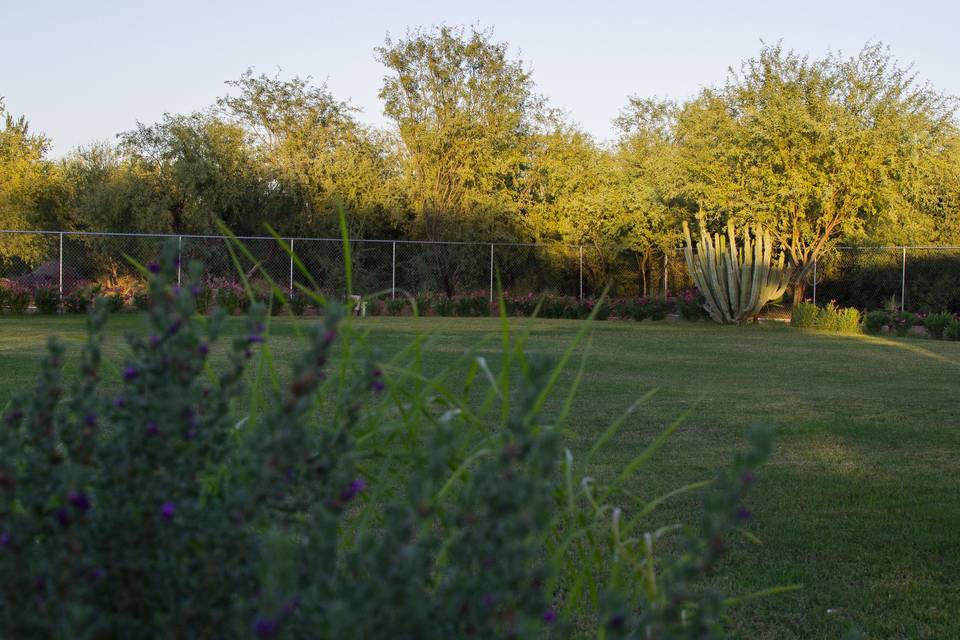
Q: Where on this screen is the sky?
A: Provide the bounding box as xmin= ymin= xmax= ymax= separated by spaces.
xmin=2 ymin=0 xmax=958 ymax=157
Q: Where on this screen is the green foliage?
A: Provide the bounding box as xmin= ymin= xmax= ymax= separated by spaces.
xmin=0 ymin=238 xmax=783 ymax=638
xmin=435 ymin=295 xmax=455 ymax=317
xmin=2 ymin=282 xmax=31 ymax=314
xmin=922 ymin=312 xmax=953 ymax=339
xmin=288 ymin=292 xmax=308 ymax=316
xmin=385 ymin=297 xmax=407 ymax=316
xmin=132 ymin=290 xmax=152 ymax=312
xmin=863 ymin=310 xmax=888 ymax=335
xmin=944 ymin=319 xmax=960 ymax=341
xmin=792 ymin=302 xmax=861 ymax=334
xmin=892 ymin=311 xmax=917 ymax=337
xmin=33 ymin=286 xmax=59 ymax=314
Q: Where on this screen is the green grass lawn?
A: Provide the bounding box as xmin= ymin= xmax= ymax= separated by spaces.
xmin=2 ymin=314 xmax=959 ymax=638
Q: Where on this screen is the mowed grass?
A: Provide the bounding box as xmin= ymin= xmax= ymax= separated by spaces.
xmin=2 ymin=314 xmax=959 ymax=638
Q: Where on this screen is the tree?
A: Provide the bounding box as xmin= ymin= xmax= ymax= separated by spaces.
xmin=218 ymin=70 xmax=399 ymax=237
xmin=376 ymin=25 xmax=539 ymax=242
xmin=673 ymin=43 xmax=957 ymax=300
xmin=0 ymin=99 xmax=63 ymax=266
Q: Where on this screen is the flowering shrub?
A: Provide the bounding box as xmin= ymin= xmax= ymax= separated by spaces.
xmin=212 ymin=279 xmax=246 ymax=315
xmin=892 ymin=311 xmax=917 ymax=337
xmin=945 ymin=318 xmax=960 ymax=341
xmin=33 ymin=286 xmax=60 ymax=314
xmin=3 ymin=282 xmax=31 ymax=314
xmin=65 ymin=282 xmax=100 ymax=314
xmin=675 ymin=289 xmax=708 ymax=321
xmin=132 ymin=289 xmax=153 ymax=312
xmin=0 ymin=237 xmax=786 ymax=638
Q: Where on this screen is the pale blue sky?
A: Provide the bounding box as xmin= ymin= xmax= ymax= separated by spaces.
xmin=3 ymin=0 xmax=958 ymax=156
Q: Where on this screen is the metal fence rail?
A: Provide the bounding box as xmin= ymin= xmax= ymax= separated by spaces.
xmin=2 ymin=230 xmax=959 ymax=312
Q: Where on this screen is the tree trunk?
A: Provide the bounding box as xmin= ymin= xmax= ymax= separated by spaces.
xmin=791 ymin=280 xmax=806 ymax=306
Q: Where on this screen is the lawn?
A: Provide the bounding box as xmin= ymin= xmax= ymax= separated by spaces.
xmin=2 ymin=314 xmax=959 ymax=638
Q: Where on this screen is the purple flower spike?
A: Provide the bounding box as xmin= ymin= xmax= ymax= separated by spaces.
xmin=0 ymin=532 xmax=10 ymax=547
xmin=190 ymin=284 xmax=202 ymax=297
xmin=123 ymin=366 xmax=139 ymax=382
xmin=372 ymin=379 xmax=385 ymax=394
xmin=147 ymin=262 xmax=161 ymax=274
xmin=113 ymin=396 xmax=126 ymax=409
xmin=68 ymin=491 xmax=92 ymax=512
xmin=148 ymin=334 xmax=161 ymax=348
xmin=253 ymin=617 xmax=278 ymax=638
xmin=165 ymin=318 xmax=182 ymax=337
xmin=83 ymin=413 xmax=97 ymax=427
xmin=89 ymin=567 xmax=106 ymax=581
xmin=339 ymin=478 xmax=366 ymax=502
xmin=323 ymin=329 xmax=336 ymax=345
xmin=543 ymin=608 xmax=557 ymax=624
xmin=736 ymin=507 xmax=752 ymax=522
xmin=198 ymin=342 xmax=209 ymax=356
xmin=160 ymin=501 xmax=176 ymax=521
xmin=146 ymin=421 xmax=159 ymax=435
xmin=247 ymin=334 xmax=265 ymax=344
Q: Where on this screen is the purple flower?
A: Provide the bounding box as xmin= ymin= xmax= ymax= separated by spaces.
xmin=68 ymin=491 xmax=92 ymax=512
xmin=160 ymin=501 xmax=176 ymax=521
xmin=736 ymin=506 xmax=752 ymax=522
xmin=372 ymin=379 xmax=385 ymax=394
xmin=89 ymin=567 xmax=106 ymax=581
xmin=123 ymin=366 xmax=139 ymax=382
xmin=190 ymin=285 xmax=202 ymax=297
xmin=198 ymin=342 xmax=209 ymax=356
xmin=113 ymin=396 xmax=126 ymax=409
xmin=84 ymin=412 xmax=97 ymax=427
xmin=165 ymin=318 xmax=182 ymax=337
xmin=339 ymin=478 xmax=366 ymax=502
xmin=543 ymin=608 xmax=557 ymax=624
xmin=323 ymin=329 xmax=337 ymax=345
xmin=146 ymin=421 xmax=159 ymax=435
xmin=741 ymin=471 xmax=754 ymax=487
xmin=253 ymin=617 xmax=278 ymax=638
xmin=0 ymin=532 xmax=10 ymax=547
xmin=247 ymin=334 xmax=265 ymax=344
xmin=56 ymin=507 xmax=72 ymax=528
xmin=148 ymin=334 xmax=161 ymax=348
xmin=147 ymin=262 xmax=161 ymax=275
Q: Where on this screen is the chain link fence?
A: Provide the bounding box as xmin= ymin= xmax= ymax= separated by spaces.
xmin=2 ymin=230 xmax=959 ymax=312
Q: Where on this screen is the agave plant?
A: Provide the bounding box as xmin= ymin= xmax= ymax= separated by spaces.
xmin=682 ymin=220 xmax=794 ymax=324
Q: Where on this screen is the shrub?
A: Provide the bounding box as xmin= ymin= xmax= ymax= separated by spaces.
xmin=193 ymin=284 xmax=213 ymax=315
xmin=676 ymin=289 xmax=707 ymax=321
xmin=863 ymin=310 xmax=888 ymax=335
xmin=214 ymin=281 xmax=244 ymax=314
xmin=891 ymin=311 xmax=917 ymax=337
xmin=289 ymin=292 xmax=308 ymax=316
xmin=945 ymin=319 xmax=960 ymax=341
xmin=791 ymin=301 xmax=819 ymax=329
xmin=923 ymin=312 xmax=953 ymax=340
xmin=414 ymin=294 xmax=432 ymax=316
xmin=386 ymin=298 xmax=407 ymax=316
xmin=65 ymin=285 xmax=98 ymax=314
xmin=4 ymin=284 xmax=31 ymax=314
xmin=366 ymin=298 xmax=383 ymax=316
xmin=34 ymin=286 xmax=60 ymax=314
xmin=435 ymin=295 xmax=454 ymax=316
xmin=0 ymin=238 xmax=782 ymax=638
xmin=103 ymin=288 xmax=126 ymax=313
xmin=454 ymin=294 xmax=490 ymax=317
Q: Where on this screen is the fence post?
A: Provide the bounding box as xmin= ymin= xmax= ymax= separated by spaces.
xmin=663 ymin=252 xmax=668 ymax=298
xmin=812 ymin=258 xmax=817 ymax=305
xmin=489 ymin=243 xmax=494 ymax=303
xmin=289 ymin=238 xmax=294 ymax=294
xmin=901 ymin=246 xmax=907 ymax=312
xmin=58 ymin=232 xmax=63 ymax=304
xmin=579 ymin=245 xmax=583 ymax=300
xmin=177 ymin=236 xmax=182 ymax=287
xmin=392 ymin=241 xmax=396 ymax=300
